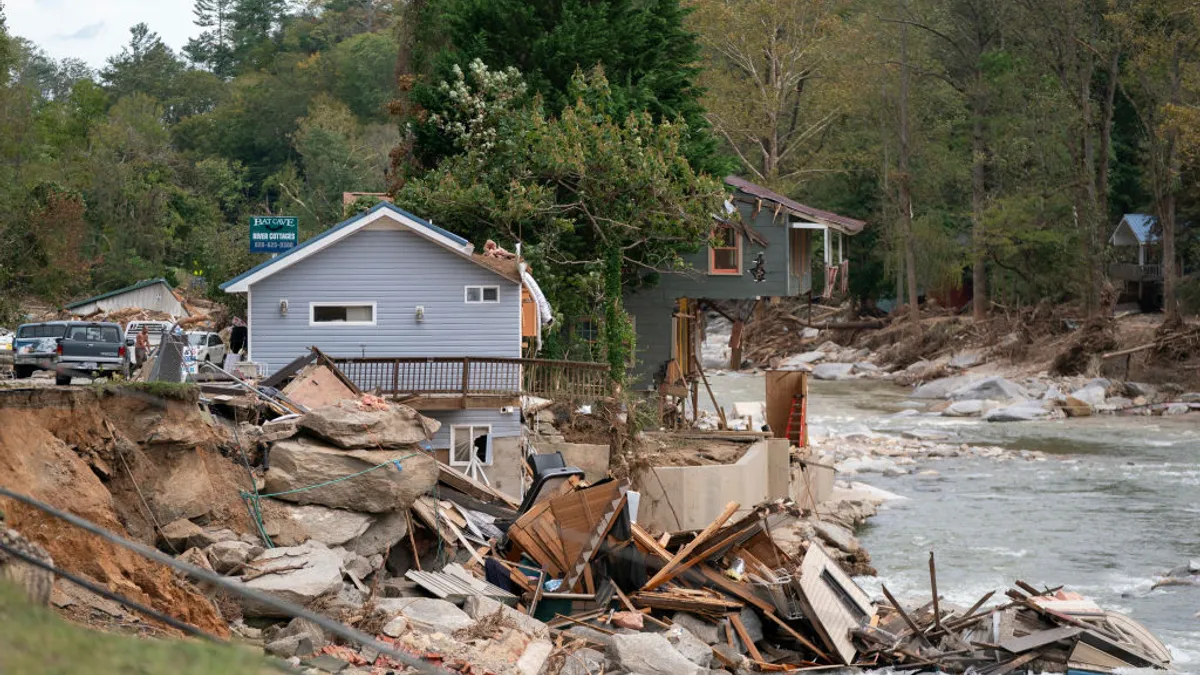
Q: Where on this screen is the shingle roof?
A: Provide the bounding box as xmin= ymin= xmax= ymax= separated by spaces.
xmin=64 ymin=278 xmax=171 ymax=310
xmin=1118 ymin=214 xmax=1159 ymax=244
xmin=220 ymin=201 xmax=475 ymax=292
xmin=724 ymin=176 xmax=867 ymax=235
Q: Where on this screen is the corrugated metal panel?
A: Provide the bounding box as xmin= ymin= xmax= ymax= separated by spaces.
xmin=248 ymin=229 xmax=521 ymax=375
xmin=69 ymin=281 xmax=187 ymax=317
xmin=404 ymin=570 xmax=518 ymax=605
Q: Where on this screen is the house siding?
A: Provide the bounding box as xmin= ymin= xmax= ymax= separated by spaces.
xmin=247 ymin=228 xmax=520 ymax=375
xmin=623 ymin=198 xmax=815 ymax=387
xmin=424 ymin=408 xmax=522 ymax=448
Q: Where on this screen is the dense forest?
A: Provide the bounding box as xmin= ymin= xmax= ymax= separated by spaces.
xmin=1 ymin=0 xmax=1198 ymax=359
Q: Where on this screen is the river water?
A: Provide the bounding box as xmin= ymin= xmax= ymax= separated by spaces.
xmin=700 ymin=366 xmax=1200 ymax=670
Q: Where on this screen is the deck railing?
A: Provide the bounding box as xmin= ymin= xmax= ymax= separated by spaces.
xmin=329 ymin=356 xmax=612 ymax=399
xmin=1109 ymin=262 xmax=1163 ymax=281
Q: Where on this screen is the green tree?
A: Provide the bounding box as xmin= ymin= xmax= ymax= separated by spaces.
xmin=329 ymin=32 xmax=399 ymax=120
xmin=185 ymin=0 xmax=237 ymax=77
xmin=398 ymin=65 xmax=724 ymax=376
xmin=230 ymin=0 xmax=289 ymax=71
xmin=403 ymin=0 xmax=724 ymax=173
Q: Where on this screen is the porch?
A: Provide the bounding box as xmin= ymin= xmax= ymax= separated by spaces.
xmin=329 ymin=356 xmax=612 ymax=408
xmin=1108 ymin=263 xmax=1163 ymax=282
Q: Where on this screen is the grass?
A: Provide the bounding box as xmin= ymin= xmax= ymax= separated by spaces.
xmin=0 ymin=582 xmax=272 ymax=674
xmin=90 ymin=380 xmax=199 ymax=401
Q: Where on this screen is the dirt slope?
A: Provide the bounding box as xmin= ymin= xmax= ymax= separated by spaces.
xmin=0 ymin=386 xmax=253 ymax=637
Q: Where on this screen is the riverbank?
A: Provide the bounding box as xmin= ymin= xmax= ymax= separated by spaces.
xmin=700 ymin=363 xmax=1200 ymax=670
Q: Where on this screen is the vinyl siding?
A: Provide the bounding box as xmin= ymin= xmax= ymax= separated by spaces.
xmin=248 ymin=229 xmax=520 ymax=375
xmin=424 ymin=409 xmax=522 ymax=449
xmin=623 ymin=198 xmax=815 ymax=387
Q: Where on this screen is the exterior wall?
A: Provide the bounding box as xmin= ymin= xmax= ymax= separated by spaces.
xmin=623 ymin=196 xmax=816 ymax=386
xmin=70 ymin=283 xmax=187 ymax=318
xmin=423 ymin=408 xmax=522 ymax=448
xmin=430 ymin=435 xmax=524 ymax=501
xmin=632 ymin=440 xmax=789 ymax=531
xmin=247 ymin=229 xmax=521 ymax=375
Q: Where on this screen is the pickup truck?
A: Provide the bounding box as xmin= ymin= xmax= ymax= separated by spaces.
xmin=12 ymin=321 xmax=70 ymax=379
xmin=54 ymin=322 xmax=129 ymax=385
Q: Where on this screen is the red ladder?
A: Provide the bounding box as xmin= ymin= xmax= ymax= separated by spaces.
xmin=783 ymin=394 xmax=806 ymax=447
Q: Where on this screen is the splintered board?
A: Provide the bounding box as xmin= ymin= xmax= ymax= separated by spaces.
xmin=795 ymin=542 xmax=876 ymax=665
xmin=551 ymin=481 xmax=628 ymax=590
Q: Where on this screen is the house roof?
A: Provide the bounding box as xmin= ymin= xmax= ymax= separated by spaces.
xmin=65 ymin=278 xmax=173 ymax=310
xmin=1112 ymin=213 xmax=1159 ymax=245
xmin=724 ymin=176 xmax=866 ymax=235
xmin=221 ymin=202 xmax=514 ymax=293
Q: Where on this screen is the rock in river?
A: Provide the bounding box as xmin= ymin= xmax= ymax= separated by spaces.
xmin=984 ymin=401 xmax=1059 ymax=423
xmin=812 ymin=363 xmax=855 ymax=380
xmin=911 ymin=375 xmax=979 ymax=399
xmin=948 ymin=376 xmax=1028 ymax=402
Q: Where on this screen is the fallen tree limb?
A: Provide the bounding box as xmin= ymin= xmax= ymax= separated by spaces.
xmin=1101 ymin=327 xmax=1200 ymax=359
xmin=781 ymin=313 xmax=887 ymax=330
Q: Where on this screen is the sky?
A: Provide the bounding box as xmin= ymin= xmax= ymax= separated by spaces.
xmin=5 ymin=0 xmax=201 ymax=69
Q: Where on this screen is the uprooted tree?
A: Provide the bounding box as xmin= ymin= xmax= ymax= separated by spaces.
xmin=397 ymin=63 xmax=725 ymax=383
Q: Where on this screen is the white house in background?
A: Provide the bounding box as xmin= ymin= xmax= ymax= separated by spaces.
xmin=65 ymin=278 xmax=189 ymax=318
xmin=1108 ymin=214 xmax=1165 ymax=304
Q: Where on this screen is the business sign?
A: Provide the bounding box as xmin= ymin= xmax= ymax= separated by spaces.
xmin=249 ymin=216 xmax=299 ymax=253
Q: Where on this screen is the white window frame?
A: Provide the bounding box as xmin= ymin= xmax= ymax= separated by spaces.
xmin=464 ymin=285 xmax=501 ymax=304
xmin=308 ymin=301 xmax=377 ymax=326
xmin=449 ymin=424 xmax=493 ymax=466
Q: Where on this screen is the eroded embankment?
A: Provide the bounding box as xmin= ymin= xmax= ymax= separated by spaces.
xmin=0 ymin=385 xmax=255 ymax=637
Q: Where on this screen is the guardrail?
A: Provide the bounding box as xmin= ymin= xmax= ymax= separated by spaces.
xmin=1109 ymin=263 xmax=1163 ymax=281
xmin=329 ymin=356 xmax=612 ymax=399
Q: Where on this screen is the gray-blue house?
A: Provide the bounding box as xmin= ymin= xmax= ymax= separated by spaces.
xmin=221 ymin=202 xmax=535 ymax=495
xmin=624 ymin=176 xmax=865 ymax=389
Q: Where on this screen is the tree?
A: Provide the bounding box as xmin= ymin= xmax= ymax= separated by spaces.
xmin=101 ymin=24 xmax=187 ymax=108
xmin=884 ymin=0 xmax=1009 ymax=321
xmin=688 ymin=0 xmax=851 ymax=188
xmin=1014 ymin=0 xmax=1121 ymax=317
xmin=185 ymin=0 xmax=237 ymax=77
xmin=329 ymin=32 xmax=399 ymax=120
xmin=1111 ymin=0 xmax=1200 ymax=327
xmin=230 ymin=0 xmax=289 ymax=71
xmin=398 ymin=64 xmax=725 ymax=377
xmin=403 ymin=0 xmax=724 ymax=173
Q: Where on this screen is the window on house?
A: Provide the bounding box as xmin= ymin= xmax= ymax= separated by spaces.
xmin=575 ymin=317 xmax=599 ymax=343
xmin=310 ymin=303 xmax=375 ymax=325
xmin=450 ymin=425 xmax=492 ymax=466
xmin=465 ymin=286 xmax=500 ymax=303
xmin=710 ymin=225 xmax=741 ymax=274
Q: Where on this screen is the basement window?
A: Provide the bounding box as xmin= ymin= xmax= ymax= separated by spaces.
xmin=310 ymin=302 xmax=376 ymax=326
xmin=465 ymin=286 xmax=500 ymax=303
xmin=450 ymin=425 xmax=492 ymax=466
xmin=709 ymin=225 xmax=741 ymax=275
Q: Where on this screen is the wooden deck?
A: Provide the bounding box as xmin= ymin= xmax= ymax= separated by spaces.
xmin=329 ymin=356 xmax=611 ymax=403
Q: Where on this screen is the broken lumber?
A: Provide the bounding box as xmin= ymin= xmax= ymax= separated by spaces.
xmin=643 ymin=501 xmax=740 ymax=590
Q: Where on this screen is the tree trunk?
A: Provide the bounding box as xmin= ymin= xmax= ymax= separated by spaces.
xmin=898 ymin=23 xmax=921 ymax=333
xmin=970 ymin=107 xmax=987 ymax=321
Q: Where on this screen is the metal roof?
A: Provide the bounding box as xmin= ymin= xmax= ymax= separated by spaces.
xmin=64 ymin=278 xmax=172 ymax=310
xmin=1115 ymin=214 xmax=1159 ymax=245
xmin=220 ymin=201 xmax=476 ymax=292
xmin=724 ymin=176 xmax=867 ymax=235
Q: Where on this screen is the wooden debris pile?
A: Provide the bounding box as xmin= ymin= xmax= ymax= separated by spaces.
xmin=859 ymin=562 xmax=1172 ymax=674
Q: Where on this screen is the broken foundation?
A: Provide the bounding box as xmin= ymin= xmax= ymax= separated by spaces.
xmin=634 ymin=438 xmax=834 ymax=532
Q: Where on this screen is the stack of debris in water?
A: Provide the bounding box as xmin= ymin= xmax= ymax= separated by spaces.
xmin=862 ymin=578 xmax=1172 ymax=673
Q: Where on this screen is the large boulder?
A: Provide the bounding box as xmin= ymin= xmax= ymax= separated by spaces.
xmin=351 ymin=509 xmax=409 ymax=558
xmin=376 ymin=597 xmax=473 ymax=634
xmin=267 ymin=502 xmax=373 ymax=547
xmin=1070 ymin=385 xmax=1107 ymax=408
xmin=812 ymin=363 xmax=855 ymax=381
xmin=948 ymin=376 xmax=1028 ymax=402
xmin=984 ymin=402 xmax=1059 ymax=423
xmin=942 ymin=400 xmax=996 ymax=418
xmin=666 ymin=625 xmax=715 ymax=668
xmin=911 ymin=375 xmax=979 ymax=400
xmin=206 ymin=540 xmax=262 ymax=574
xmin=298 ymin=400 xmax=440 ymax=449
xmin=239 ymin=541 xmax=344 ymax=617
xmin=609 ymin=632 xmax=702 ymax=675
xmin=949 ymin=351 xmax=983 ymax=369
xmin=265 ymin=439 xmax=438 ymax=512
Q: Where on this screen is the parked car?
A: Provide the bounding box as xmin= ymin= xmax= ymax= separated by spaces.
xmin=55 ymin=322 xmax=129 ymax=385
xmin=124 ymin=320 xmax=174 ymax=347
xmin=12 ymin=321 xmax=70 ymax=379
xmin=185 ymin=331 xmax=227 ymax=365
